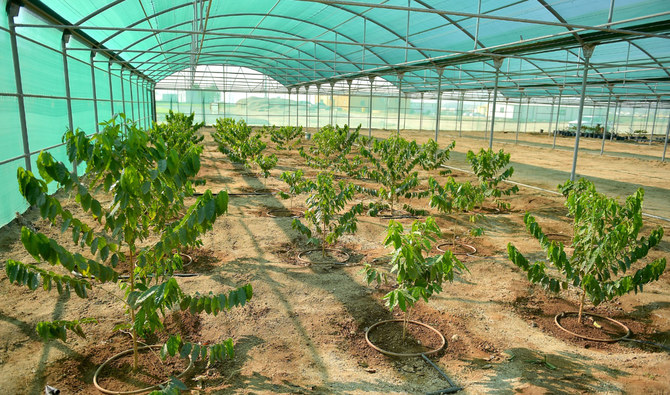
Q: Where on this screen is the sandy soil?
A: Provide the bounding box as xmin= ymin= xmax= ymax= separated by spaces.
xmin=0 ymin=127 xmax=668 ymax=394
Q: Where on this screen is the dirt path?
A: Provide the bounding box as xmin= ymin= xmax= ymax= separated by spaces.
xmin=0 ymin=128 xmax=668 ymax=394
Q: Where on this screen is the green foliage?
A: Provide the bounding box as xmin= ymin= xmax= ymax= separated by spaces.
xmin=36 ymin=318 xmax=97 ymax=342
xmin=428 ymin=177 xmax=484 ymax=215
xmin=359 ymin=136 xmax=454 ymax=215
xmin=151 ymin=110 xmax=204 ymax=156
xmin=298 ymin=124 xmax=363 ymax=176
xmin=214 ymin=117 xmax=275 ymax=183
xmin=279 ymin=169 xmax=305 ymax=209
xmin=466 ymin=148 xmax=519 ymax=210
xmin=254 ymin=152 xmax=278 ymax=183
xmin=290 ymin=172 xmax=363 ymax=255
xmin=364 ymin=217 xmax=466 ymax=325
xmin=6 ymin=115 xmax=251 ymax=371
xmin=508 ymin=179 xmax=666 ymax=322
xmin=270 ymin=125 xmax=303 ymax=150
xmin=213 ymin=118 xmax=258 ymax=166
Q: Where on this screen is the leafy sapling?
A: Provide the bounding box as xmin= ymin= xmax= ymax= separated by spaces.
xmin=364 ymin=217 xmax=467 ymax=339
xmin=6 ymin=117 xmax=252 ymax=377
xmin=299 ymin=124 xmax=362 ymax=176
xmin=254 ymin=153 xmax=278 ymax=188
xmin=428 ymin=176 xmax=485 ymax=244
xmin=279 ymin=170 xmax=306 ymax=210
xmin=508 ymin=178 xmax=666 ymax=324
xmin=151 ymin=110 xmax=204 ymax=156
xmin=359 ymin=136 xmax=455 ymax=216
xmin=291 ymin=172 xmax=364 ymax=257
xmin=466 ymin=148 xmax=519 ymax=210
xmin=271 ymin=125 xmax=303 ymax=151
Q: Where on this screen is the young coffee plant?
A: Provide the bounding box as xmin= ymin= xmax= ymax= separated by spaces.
xmin=299 ymin=124 xmax=362 ymax=176
xmin=279 ymin=169 xmax=306 ymax=209
xmin=466 ymin=148 xmax=519 ymax=210
xmin=271 ymin=125 xmax=303 ymax=151
xmin=6 ymin=116 xmax=252 ymax=378
xmin=364 ymin=217 xmax=466 ymax=338
xmin=151 ymin=110 xmax=204 ymax=156
xmin=508 ymin=178 xmax=666 ymax=323
xmin=290 ymin=171 xmax=364 ymax=256
xmin=213 ymin=117 xmax=257 ymax=166
xmin=254 ymin=152 xmax=278 ymax=187
xmin=427 ymin=176 xmax=485 ymax=238
xmin=359 ymin=136 xmax=454 ymax=216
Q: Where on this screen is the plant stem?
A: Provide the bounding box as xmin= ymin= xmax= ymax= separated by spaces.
xmin=578 ymin=288 xmax=586 ymax=324
xmin=129 ymin=249 xmax=139 ymax=371
xmin=402 ymin=309 xmax=410 ymax=342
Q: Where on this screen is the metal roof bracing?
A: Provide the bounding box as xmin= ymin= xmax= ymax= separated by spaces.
xmin=10 ymin=0 xmax=670 ymax=102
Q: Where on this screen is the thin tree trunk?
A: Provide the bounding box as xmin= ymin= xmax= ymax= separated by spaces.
xmin=578 ymin=288 xmax=586 ymax=324
xmin=129 ymin=250 xmax=139 ymax=370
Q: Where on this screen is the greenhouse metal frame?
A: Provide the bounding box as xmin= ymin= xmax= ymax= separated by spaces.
xmin=1 ymin=0 xmax=669 ymax=227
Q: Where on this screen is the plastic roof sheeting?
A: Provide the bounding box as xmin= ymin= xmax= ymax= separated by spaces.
xmin=10 ymin=0 xmax=668 ymax=101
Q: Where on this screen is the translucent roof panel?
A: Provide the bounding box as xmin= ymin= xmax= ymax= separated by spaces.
xmin=11 ymin=0 xmax=669 ymax=100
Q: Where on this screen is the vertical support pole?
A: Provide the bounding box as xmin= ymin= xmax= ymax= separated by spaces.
xmin=222 ymin=64 xmax=226 ymax=119
xmin=316 ymin=84 xmax=321 ymax=130
xmin=523 ymin=97 xmax=530 ymax=135
xmin=515 ymin=90 xmax=524 ymax=145
xmin=419 ymin=92 xmax=424 ymax=131
xmin=151 ymin=83 xmax=157 ymax=123
xmin=643 ymin=101 xmax=651 ymax=139
xmin=488 ymin=57 xmax=503 ymax=149
xmin=135 ymin=75 xmax=141 ymax=124
xmin=629 ymin=106 xmax=636 ymax=135
xmin=570 ymin=44 xmax=596 ymax=182
xmin=120 ymin=68 xmax=127 ymax=116
xmin=435 ymin=67 xmax=443 ymax=141
xmin=90 ymin=52 xmax=100 ymax=133
xmin=201 ymin=96 xmax=205 ymax=124
xmin=547 ymin=97 xmax=555 ymax=138
xmin=458 ymin=91 xmax=465 ymax=137
xmin=368 ymin=76 xmax=375 ymax=139
xmin=397 ymin=72 xmax=404 ymax=136
xmin=287 ymin=88 xmax=291 ymax=127
xmin=129 ymin=73 xmax=135 ymax=120
xmin=662 ymin=116 xmax=669 ymax=162
xmin=330 ymin=81 xmax=335 ymax=125
xmin=7 ymin=3 xmax=31 ymax=171
xmin=245 ymin=91 xmax=248 ymax=123
xmin=108 ymin=60 xmax=114 ymax=115
xmin=611 ymin=97 xmax=620 ymax=141
xmin=347 ymin=79 xmax=352 ymax=126
xmin=61 ymin=33 xmax=73 ymax=133
xmin=649 ymin=97 xmax=660 ymax=144
xmin=552 ymin=87 xmax=563 ymax=148
xmin=305 ymin=85 xmax=309 ymax=132
xmin=296 ymin=87 xmax=299 ymax=126
xmin=484 ymin=91 xmax=491 ymax=136
xmin=600 ymin=89 xmax=613 ymax=155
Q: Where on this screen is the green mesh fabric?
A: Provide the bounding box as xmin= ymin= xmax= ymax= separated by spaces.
xmin=0 ymin=0 xmax=668 ymax=226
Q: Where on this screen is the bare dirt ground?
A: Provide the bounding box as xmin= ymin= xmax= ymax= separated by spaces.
xmin=0 ymin=127 xmax=668 ymax=394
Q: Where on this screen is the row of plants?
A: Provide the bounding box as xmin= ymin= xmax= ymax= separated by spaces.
xmin=5 ymin=113 xmax=252 ymax=393
xmin=212 ymin=120 xmax=525 ymax=344
xmin=227 ymin=119 xmax=665 ymax=346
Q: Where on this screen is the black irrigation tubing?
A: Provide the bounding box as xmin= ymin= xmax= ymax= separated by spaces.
xmin=619 ymin=338 xmax=670 ymax=352
xmin=440 ymin=164 xmax=670 ymax=223
xmin=421 ymin=354 xmax=463 ymax=394
xmin=192 ymin=191 xmax=275 ymax=197
xmin=73 ymin=271 xmax=199 ymax=281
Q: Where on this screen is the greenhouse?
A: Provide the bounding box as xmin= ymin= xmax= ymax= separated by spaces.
xmin=0 ymin=0 xmax=669 ymax=394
